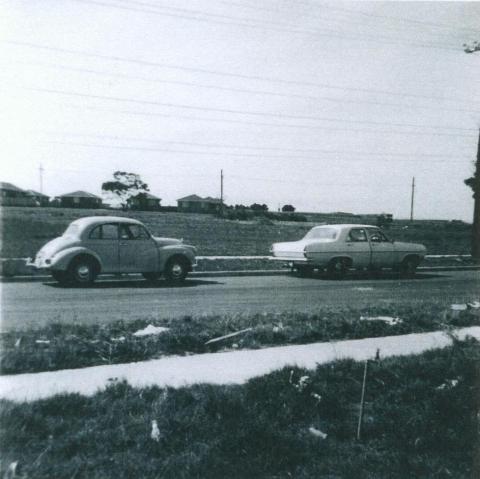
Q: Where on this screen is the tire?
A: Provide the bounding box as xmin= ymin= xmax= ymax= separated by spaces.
xmin=399 ymin=257 xmax=419 ymax=278
xmin=164 ymin=256 xmax=189 ymax=283
xmin=142 ymin=272 xmax=161 ymax=282
xmin=51 ymin=270 xmax=69 ymax=284
xmin=327 ymin=258 xmax=348 ymax=279
xmin=68 ymin=256 xmax=98 ymax=285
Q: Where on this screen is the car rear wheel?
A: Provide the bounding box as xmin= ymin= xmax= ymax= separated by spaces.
xmin=327 ymin=258 xmax=348 ymax=279
xmin=68 ymin=257 xmax=98 ymax=285
xmin=400 ymin=257 xmax=419 ymax=278
xmin=164 ymin=257 xmax=189 ymax=283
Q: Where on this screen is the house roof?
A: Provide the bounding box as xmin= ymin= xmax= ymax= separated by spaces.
xmin=177 ymin=194 xmax=203 ymax=201
xmin=0 ymin=182 xmax=25 ymax=193
xmin=57 ymin=191 xmax=101 ymax=199
xmin=142 ymin=192 xmax=161 ymax=200
xmin=26 ymin=189 xmax=49 ymax=198
xmin=177 ymin=194 xmax=221 ymax=203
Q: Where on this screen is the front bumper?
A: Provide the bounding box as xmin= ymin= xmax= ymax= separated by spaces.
xmin=269 ymin=256 xmax=308 ymax=263
xmin=25 ymin=257 xmax=51 ymax=270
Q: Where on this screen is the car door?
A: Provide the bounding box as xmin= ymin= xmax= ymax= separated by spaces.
xmin=118 ymin=223 xmax=158 ymax=272
xmin=345 ymin=228 xmax=371 ymax=268
xmin=84 ymin=223 xmax=119 ymax=273
xmin=367 ymin=228 xmax=395 ymax=268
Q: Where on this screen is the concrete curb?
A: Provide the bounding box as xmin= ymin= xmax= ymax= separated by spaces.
xmin=1 ymin=326 xmax=479 ymax=402
xmin=1 ymin=265 xmax=479 ymax=283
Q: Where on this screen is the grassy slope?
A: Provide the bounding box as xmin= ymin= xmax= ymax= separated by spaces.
xmin=1 ymin=341 xmax=478 ymax=478
xmin=2 ymin=303 xmax=479 ymax=375
xmin=0 ymin=206 xmax=472 ymax=258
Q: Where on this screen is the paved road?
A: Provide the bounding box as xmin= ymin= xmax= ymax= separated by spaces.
xmin=1 ymin=271 xmax=479 ymax=331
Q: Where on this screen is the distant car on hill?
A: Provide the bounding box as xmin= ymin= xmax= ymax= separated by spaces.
xmin=270 ymin=224 xmax=426 ymax=278
xmin=27 ymin=216 xmax=196 ymax=285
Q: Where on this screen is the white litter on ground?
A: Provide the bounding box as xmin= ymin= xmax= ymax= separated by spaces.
xmin=467 ymin=301 xmax=480 ymax=309
xmin=451 ymin=304 xmax=468 ymax=311
xmin=354 ymin=287 xmax=374 ymax=292
xmin=110 ymin=336 xmax=126 ymax=342
xmin=34 ymin=340 xmax=50 ymax=345
xmin=151 ymin=420 xmax=161 ymax=442
xmin=133 ymin=325 xmax=170 ymax=337
xmin=308 ymin=427 xmax=327 ymax=439
xmin=1 ymin=327 xmax=479 ymax=403
xmin=359 ymin=316 xmax=403 ymax=326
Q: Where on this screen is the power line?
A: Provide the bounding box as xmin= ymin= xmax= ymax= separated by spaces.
xmin=42 ymin=140 xmax=471 ymax=163
xmin=36 ymin=130 xmax=474 ymax=158
xmin=219 ymin=0 xmax=478 ymax=38
xmin=72 ymin=0 xmax=461 ymax=52
xmin=288 ymin=0 xmax=480 ymax=34
xmin=26 ymin=86 xmax=478 ymax=132
xmin=7 ymin=40 xmax=479 ymax=105
xmin=14 ymin=60 xmax=480 ymax=115
xmin=56 ymin=101 xmax=477 ymax=138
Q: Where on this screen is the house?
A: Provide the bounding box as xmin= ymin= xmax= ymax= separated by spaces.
xmin=26 ymin=190 xmax=50 ymax=207
xmin=0 ymin=182 xmax=37 ymax=206
xmin=177 ymin=194 xmax=222 ymax=213
xmin=128 ymin=192 xmax=161 ymax=211
xmin=55 ymin=191 xmax=102 ymax=209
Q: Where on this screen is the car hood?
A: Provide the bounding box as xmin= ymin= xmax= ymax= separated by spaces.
xmin=394 ymin=241 xmax=427 ymax=253
xmin=152 ymin=237 xmax=183 ymax=247
xmin=37 ymin=236 xmax=79 ymax=259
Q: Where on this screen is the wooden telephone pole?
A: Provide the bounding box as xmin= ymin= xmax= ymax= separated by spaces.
xmin=220 ymin=169 xmax=224 ymax=216
xmin=410 ymin=177 xmax=415 ymax=222
xmin=470 ymin=131 xmax=480 ymax=260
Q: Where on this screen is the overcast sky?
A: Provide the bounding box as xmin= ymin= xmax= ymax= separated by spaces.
xmin=1 ymin=0 xmax=480 ymax=220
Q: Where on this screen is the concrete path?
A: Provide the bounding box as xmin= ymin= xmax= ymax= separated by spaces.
xmin=1 ymin=327 xmax=479 ymax=402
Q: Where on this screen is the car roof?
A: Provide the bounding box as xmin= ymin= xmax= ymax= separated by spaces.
xmin=70 ymin=216 xmax=144 ymax=229
xmin=312 ymin=224 xmax=377 ymax=229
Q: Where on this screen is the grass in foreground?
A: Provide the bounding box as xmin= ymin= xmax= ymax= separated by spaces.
xmin=1 ymin=340 xmax=479 ymax=478
xmin=1 ymin=302 xmax=479 ymax=375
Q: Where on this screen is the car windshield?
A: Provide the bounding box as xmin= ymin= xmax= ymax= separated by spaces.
xmin=63 ymin=224 xmax=80 ymax=237
xmin=304 ymin=227 xmax=338 ymax=240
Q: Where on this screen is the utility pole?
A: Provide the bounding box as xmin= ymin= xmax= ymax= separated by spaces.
xmin=463 ymin=42 xmax=480 ymax=260
xmin=39 ymin=164 xmax=44 ymax=194
xmin=220 ymin=169 xmax=224 ymax=216
xmin=410 ymin=177 xmax=415 ymax=222
xmin=467 ymin=130 xmax=480 ymax=260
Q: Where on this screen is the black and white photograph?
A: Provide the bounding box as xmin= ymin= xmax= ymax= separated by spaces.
xmin=1 ymin=0 xmax=480 ymax=477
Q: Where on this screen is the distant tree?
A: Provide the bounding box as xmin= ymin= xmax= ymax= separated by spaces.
xmin=376 ymin=213 xmax=393 ymax=229
xmin=282 ymin=204 xmax=295 ymax=212
xmin=250 ymin=203 xmax=268 ymax=212
xmin=102 ymin=171 xmax=149 ymax=210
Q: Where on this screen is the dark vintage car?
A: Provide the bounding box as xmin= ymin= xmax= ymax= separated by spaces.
xmin=27 ymin=216 xmax=196 ymax=284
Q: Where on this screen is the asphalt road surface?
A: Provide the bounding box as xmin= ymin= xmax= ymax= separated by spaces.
xmin=1 ymin=271 xmax=479 ymax=331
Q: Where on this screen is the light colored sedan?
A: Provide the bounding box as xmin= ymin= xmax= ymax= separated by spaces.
xmin=270 ymin=224 xmax=426 ymax=278
xmin=27 ymin=216 xmax=196 ymax=285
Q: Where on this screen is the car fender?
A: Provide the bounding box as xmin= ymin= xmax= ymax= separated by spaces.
xmin=49 ymin=247 xmax=103 ymax=272
xmin=159 ymin=245 xmax=196 ymax=271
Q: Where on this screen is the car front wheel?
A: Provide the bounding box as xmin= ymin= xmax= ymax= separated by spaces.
xmin=327 ymin=258 xmax=348 ymax=279
xmin=68 ymin=257 xmax=98 ymax=285
xmin=164 ymin=257 xmax=189 ymax=283
xmin=399 ymin=257 xmax=419 ymax=278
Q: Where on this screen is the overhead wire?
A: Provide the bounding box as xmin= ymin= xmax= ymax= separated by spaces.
xmin=6 ymin=40 xmax=478 ymax=105
xmin=13 ymin=60 xmax=480 ymax=115
xmin=24 ymin=86 xmax=478 ymax=133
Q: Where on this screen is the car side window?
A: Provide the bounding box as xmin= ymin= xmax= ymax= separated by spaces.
xmin=89 ymin=225 xmax=102 ymax=239
xmin=347 ymin=228 xmax=367 ymax=242
xmin=101 ymin=224 xmax=118 ymax=240
xmin=368 ymin=229 xmax=389 ymax=242
xmin=119 ymin=224 xmax=150 ymax=240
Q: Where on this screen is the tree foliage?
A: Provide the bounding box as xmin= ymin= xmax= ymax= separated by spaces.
xmin=282 ymin=204 xmax=295 ymax=212
xmin=102 ymin=171 xmax=149 ymax=209
xmin=250 ymin=203 xmax=269 ymax=211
